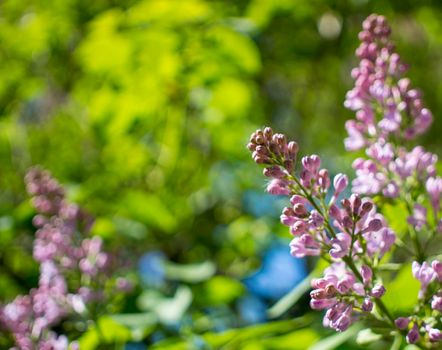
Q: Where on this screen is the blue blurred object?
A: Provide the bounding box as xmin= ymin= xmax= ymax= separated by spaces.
xmin=202 ymin=306 xmax=234 ymax=332
xmin=243 ymin=190 xmax=284 ymax=218
xmin=125 ymin=342 xmax=146 ymax=350
xmin=150 ymin=331 xmax=165 ymax=344
xmin=243 ymin=242 xmax=307 ymax=300
xmin=138 ymin=251 xmax=166 ymax=287
xmin=237 ymin=295 xmax=267 ymax=324
xmin=192 ymin=336 xmax=209 ymax=350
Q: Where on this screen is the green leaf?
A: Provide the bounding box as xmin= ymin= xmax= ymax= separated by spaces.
xmin=97 ymin=316 xmax=132 ymax=343
xmin=118 ymin=191 xmax=177 ymax=233
xmin=111 ymin=312 xmax=157 ymax=340
xmin=78 ymin=327 xmax=100 ymax=350
xmin=308 ymin=324 xmax=362 ymax=350
xmin=89 ymin=217 xmax=117 ymax=239
xmin=202 ymin=276 xmax=245 ymax=305
xmin=207 ymin=26 xmax=261 ymax=74
xmin=137 ymin=285 xmax=193 ymax=324
xmin=204 ymin=317 xmax=314 ymax=348
xmin=356 ymin=328 xmax=382 ymax=345
xmin=259 ymin=328 xmax=319 ymax=349
xmin=391 ymin=334 xmax=403 ymax=350
xmin=382 ymin=264 xmax=420 ymax=313
xmin=78 ymin=316 xmax=131 ymax=349
xmin=164 ymin=260 xmax=216 ymax=283
xmin=403 ymin=346 xmax=421 ymax=350
xmin=382 ymin=202 xmax=409 ymax=237
xmin=113 ymin=216 xmax=149 ymax=240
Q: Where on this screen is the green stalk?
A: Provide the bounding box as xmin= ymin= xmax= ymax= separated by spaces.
xmin=403 ymin=197 xmax=425 ymax=262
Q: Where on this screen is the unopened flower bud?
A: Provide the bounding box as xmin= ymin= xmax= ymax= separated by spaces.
xmin=350 ymin=194 xmax=361 ymax=215
xmin=359 ymin=201 xmax=373 ymax=217
xmin=428 ymin=328 xmax=442 ymax=342
xmin=431 ymin=295 xmax=442 ymax=312
xmin=361 ymin=298 xmax=373 ymax=312
xmin=431 ymin=260 xmax=442 ymax=281
xmin=310 ymin=289 xmax=327 ymax=300
xmin=247 ymin=142 xmax=256 ymax=151
xmin=293 ymin=203 xmax=309 ymax=217
xmin=333 ymin=173 xmax=348 ymax=195
xmin=360 ymin=265 xmax=372 ymax=285
xmin=325 ymin=284 xmax=337 ymax=297
xmin=263 ymin=166 xmax=285 ymax=178
xmin=329 ymin=204 xmax=341 ymax=220
xmin=287 ymin=141 xmax=299 ymax=157
xmin=365 ymin=219 xmax=383 ymax=232
xmin=406 ymin=323 xmax=420 ymax=344
xmin=370 ymin=284 xmax=386 ymax=298
xmin=310 ymin=298 xmax=337 ymax=310
xmin=263 ymin=127 xmax=273 ymax=140
xmin=394 ymin=317 xmax=409 ymax=330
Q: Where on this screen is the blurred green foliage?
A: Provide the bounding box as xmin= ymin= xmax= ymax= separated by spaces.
xmin=1 ymin=0 xmax=442 ymax=349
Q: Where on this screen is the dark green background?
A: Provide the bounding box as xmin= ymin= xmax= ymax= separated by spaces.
xmin=0 ymin=0 xmax=440 ymax=348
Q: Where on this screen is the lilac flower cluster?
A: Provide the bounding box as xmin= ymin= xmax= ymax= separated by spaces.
xmin=0 ymin=167 xmax=130 ymax=350
xmin=352 ymin=144 xmax=438 ymax=201
xmin=249 ymin=14 xmax=442 ymax=348
xmin=248 ymin=128 xmax=395 ymax=332
xmin=1 ymin=261 xmax=75 ymax=350
xmin=343 ymin=14 xmax=442 ymax=348
xmin=393 ymin=260 xmax=442 ymax=344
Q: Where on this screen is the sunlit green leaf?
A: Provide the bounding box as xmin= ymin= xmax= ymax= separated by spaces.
xmin=382 ymin=201 xmax=409 ymax=237
xmin=137 ymin=286 xmax=193 ymax=324
xmin=164 ymin=260 xmax=216 ymax=283
xmin=202 ymin=276 xmax=245 ymax=305
xmin=356 ymin=328 xmax=382 ymax=345
xmin=382 ymin=264 xmax=420 ymax=313
xmin=308 ymin=324 xmax=362 ymax=350
xmin=111 ymin=313 xmax=157 ymax=340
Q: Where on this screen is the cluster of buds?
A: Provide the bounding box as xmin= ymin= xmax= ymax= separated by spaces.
xmin=0 ymin=168 xmax=131 ymax=349
xmin=310 ymin=262 xmax=387 ymax=332
xmin=248 ymin=127 xmax=298 ymax=191
xmin=248 ymin=126 xmax=395 ymax=333
xmin=284 ymin=189 xmax=395 ymax=262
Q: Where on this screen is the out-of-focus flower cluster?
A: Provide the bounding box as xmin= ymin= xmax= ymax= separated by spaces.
xmin=345 ymin=14 xmax=432 ymax=149
xmin=249 ymin=14 xmax=442 ymax=349
xmin=0 ymin=167 xmax=130 ymax=350
xmin=345 ymin=15 xmax=442 ymax=227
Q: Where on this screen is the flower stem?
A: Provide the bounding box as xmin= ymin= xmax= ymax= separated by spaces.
xmin=404 ymin=198 xmax=425 ymax=262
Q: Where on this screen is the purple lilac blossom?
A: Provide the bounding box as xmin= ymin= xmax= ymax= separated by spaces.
xmin=395 ymin=260 xmax=442 ymax=344
xmin=0 ymin=167 xmax=130 ymax=349
xmin=345 ymin=14 xmax=432 ymax=149
xmin=248 ymin=127 xmax=395 ymax=332
xmin=344 ymin=14 xmax=441 ymax=233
